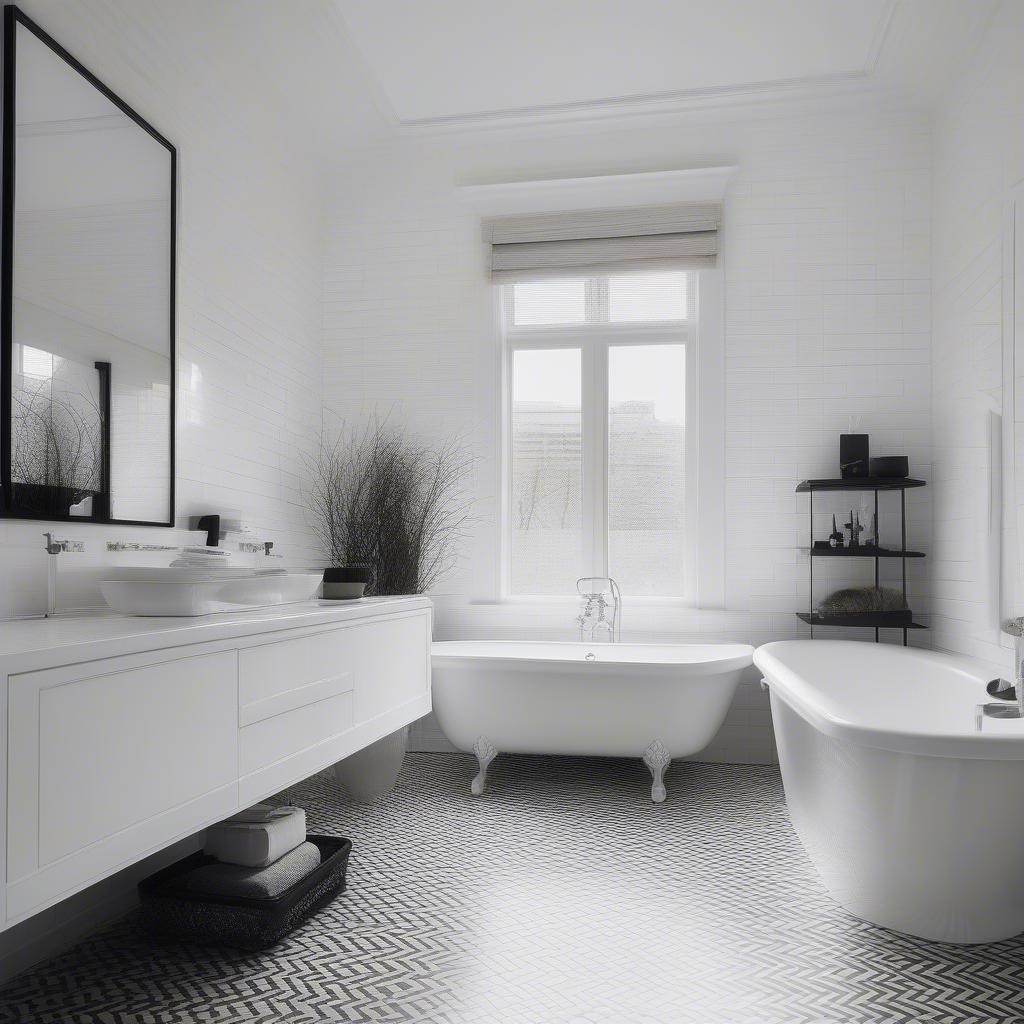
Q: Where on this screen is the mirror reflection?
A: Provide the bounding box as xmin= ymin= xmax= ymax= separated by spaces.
xmin=5 ymin=14 xmax=174 ymax=524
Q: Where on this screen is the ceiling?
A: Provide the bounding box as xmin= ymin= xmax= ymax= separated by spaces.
xmin=334 ymin=0 xmax=996 ymax=129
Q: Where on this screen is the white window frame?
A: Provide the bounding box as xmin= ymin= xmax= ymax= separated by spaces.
xmin=499 ymin=272 xmax=712 ymax=603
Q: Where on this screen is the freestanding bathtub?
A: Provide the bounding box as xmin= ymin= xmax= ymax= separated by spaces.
xmin=756 ymin=639 xmax=1024 ymax=944
xmin=431 ymin=641 xmax=753 ymax=802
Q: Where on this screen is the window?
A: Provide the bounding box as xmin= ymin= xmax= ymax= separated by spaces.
xmin=503 ymin=272 xmax=696 ymax=598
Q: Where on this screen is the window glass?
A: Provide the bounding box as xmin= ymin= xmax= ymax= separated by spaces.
xmin=607 ymin=344 xmax=686 ymax=596
xmin=504 ymin=271 xmax=693 ymax=597
xmin=512 ymin=279 xmax=586 ymax=326
xmin=608 ymin=272 xmax=687 ymax=322
xmin=510 ymin=348 xmax=582 ymax=594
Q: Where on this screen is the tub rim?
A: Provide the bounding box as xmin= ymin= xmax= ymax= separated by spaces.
xmin=431 ymin=639 xmax=754 ymax=675
xmin=756 ymin=639 xmax=1024 ymax=760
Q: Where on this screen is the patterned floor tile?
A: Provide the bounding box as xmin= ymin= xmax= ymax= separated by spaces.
xmin=1 ymin=753 xmax=1022 ymax=1024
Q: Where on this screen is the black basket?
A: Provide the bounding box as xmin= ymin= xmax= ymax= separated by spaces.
xmin=137 ymin=835 xmax=351 ymax=950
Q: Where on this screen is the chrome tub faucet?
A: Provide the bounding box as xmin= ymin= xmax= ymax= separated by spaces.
xmin=576 ymin=577 xmax=622 ymax=643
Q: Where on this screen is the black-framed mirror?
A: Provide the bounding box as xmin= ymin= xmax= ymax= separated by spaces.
xmin=1 ymin=5 xmax=175 ymax=525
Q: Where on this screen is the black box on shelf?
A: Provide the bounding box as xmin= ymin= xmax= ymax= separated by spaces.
xmin=839 ymin=434 xmax=869 ymax=478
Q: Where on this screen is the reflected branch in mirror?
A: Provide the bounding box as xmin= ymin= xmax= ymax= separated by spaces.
xmin=10 ymin=370 xmax=103 ymax=518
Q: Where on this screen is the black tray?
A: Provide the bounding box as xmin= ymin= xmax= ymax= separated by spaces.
xmin=797 ymin=610 xmax=917 ymax=627
xmin=137 ymin=834 xmax=351 ymax=950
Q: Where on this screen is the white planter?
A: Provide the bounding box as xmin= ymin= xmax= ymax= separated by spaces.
xmin=332 ymin=726 xmax=409 ymax=803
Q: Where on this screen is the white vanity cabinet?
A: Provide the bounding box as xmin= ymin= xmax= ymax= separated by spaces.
xmin=0 ymin=597 xmax=431 ymax=931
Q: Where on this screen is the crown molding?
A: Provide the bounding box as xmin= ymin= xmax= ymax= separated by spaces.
xmin=456 ymin=167 xmax=738 ymax=218
xmin=397 ymin=71 xmax=884 ymax=136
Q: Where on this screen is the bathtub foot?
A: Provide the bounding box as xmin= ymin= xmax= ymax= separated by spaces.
xmin=471 ymin=736 xmax=498 ymax=796
xmin=643 ymin=740 xmax=671 ymax=803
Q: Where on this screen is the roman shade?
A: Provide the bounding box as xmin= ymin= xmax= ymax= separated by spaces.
xmin=484 ymin=202 xmax=720 ymax=281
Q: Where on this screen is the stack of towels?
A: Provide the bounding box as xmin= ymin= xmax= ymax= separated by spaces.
xmin=171 ymin=546 xmax=237 ymax=569
xmin=170 ymin=546 xmax=286 ymax=576
xmin=186 ymin=804 xmax=320 ymax=898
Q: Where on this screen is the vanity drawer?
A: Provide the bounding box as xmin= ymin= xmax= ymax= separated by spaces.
xmin=238 ymin=631 xmax=355 ymax=726
xmin=239 ymin=692 xmax=354 ymax=775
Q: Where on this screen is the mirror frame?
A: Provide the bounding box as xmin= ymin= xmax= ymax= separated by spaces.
xmin=1 ymin=4 xmax=176 ymax=526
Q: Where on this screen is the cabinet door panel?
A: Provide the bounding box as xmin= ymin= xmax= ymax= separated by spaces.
xmin=8 ymin=650 xmax=237 ymax=881
xmin=351 ymin=613 xmax=430 ymax=725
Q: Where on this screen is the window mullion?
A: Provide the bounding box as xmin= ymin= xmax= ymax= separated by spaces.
xmin=584 ymin=278 xmax=598 ymax=323
xmin=596 ymin=277 xmax=609 ymax=322
xmin=580 ymin=340 xmax=596 ymax=581
xmin=588 ymin=340 xmax=609 ymax=577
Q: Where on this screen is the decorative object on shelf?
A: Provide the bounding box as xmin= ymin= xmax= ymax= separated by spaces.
xmin=306 ymin=417 xmax=473 ymax=595
xmin=839 ymin=433 xmax=869 ymax=478
xmin=332 ymin=726 xmax=410 ymax=803
xmin=820 ymin=586 xmax=907 ymax=616
xmin=323 ymin=565 xmax=373 ymax=601
xmin=870 ymin=456 xmax=909 ymax=478
xmin=844 ymin=509 xmax=864 ymax=548
xmin=796 ymin=475 xmax=927 ymax=644
xmin=828 ymin=514 xmax=844 ymax=548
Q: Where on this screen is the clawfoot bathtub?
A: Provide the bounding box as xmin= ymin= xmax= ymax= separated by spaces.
xmin=756 ymin=639 xmax=1024 ymax=944
xmin=431 ymin=641 xmax=753 ymax=802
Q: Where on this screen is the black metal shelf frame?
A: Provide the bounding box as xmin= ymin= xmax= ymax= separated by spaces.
xmin=798 ymin=477 xmax=926 ymax=645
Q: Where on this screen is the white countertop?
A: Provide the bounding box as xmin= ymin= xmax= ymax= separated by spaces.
xmin=0 ymin=597 xmax=432 ymax=675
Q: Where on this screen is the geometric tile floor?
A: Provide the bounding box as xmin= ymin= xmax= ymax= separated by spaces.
xmin=1 ymin=752 xmax=1023 ymax=1024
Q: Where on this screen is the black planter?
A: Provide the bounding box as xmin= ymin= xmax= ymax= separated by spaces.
xmin=323 ymin=565 xmax=374 ymax=600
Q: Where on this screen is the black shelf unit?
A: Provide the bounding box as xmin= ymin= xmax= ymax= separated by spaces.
xmin=800 ymin=546 xmax=925 ymax=558
xmin=796 ymin=613 xmax=927 ymax=630
xmin=797 ymin=476 xmax=926 ymax=645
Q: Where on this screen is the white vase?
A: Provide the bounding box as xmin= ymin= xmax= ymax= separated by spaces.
xmin=332 ymin=726 xmax=409 ymax=803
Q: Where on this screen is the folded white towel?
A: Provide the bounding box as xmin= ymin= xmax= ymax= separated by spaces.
xmin=204 ymin=806 xmax=306 ymax=867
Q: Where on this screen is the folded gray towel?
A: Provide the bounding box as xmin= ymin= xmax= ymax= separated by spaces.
xmin=184 ymin=841 xmax=321 ymax=899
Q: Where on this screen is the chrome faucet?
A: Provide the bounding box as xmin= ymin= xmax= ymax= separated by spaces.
xmin=42 ymin=533 xmax=84 ymax=618
xmin=576 ymin=577 xmax=622 ymax=643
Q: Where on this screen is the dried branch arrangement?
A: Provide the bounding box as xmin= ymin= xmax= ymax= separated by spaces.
xmin=10 ymin=378 xmax=102 ymax=516
xmin=306 ymin=418 xmax=473 ymax=595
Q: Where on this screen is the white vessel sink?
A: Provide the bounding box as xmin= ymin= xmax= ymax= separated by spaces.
xmin=100 ymin=572 xmax=324 ymax=616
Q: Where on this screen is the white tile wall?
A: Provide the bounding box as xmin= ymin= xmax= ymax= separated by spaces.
xmin=0 ymin=0 xmax=331 ymax=976
xmin=931 ymin=1 xmax=1024 ymax=670
xmin=321 ymin=100 xmax=934 ymax=759
xmin=0 ymin=0 xmax=328 ymax=619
